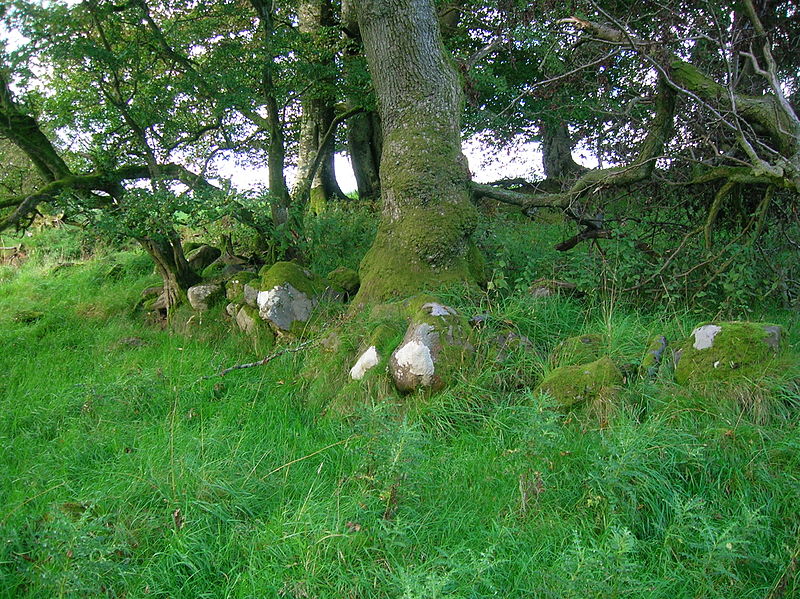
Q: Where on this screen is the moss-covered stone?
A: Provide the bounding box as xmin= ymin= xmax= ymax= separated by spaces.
xmin=673 ymin=321 xmax=784 ymax=385
xmin=550 ymin=334 xmax=607 ymax=367
xmin=369 ymin=322 xmax=404 ymax=355
xmin=187 ymin=283 xmax=223 ymax=311
xmin=640 ymin=335 xmax=668 ymax=380
xmin=327 ymin=266 xmax=360 ymax=296
xmin=226 ymin=271 xmax=258 ymax=302
xmin=186 ymin=245 xmax=221 ymax=272
xmin=389 ymin=300 xmax=473 ymax=393
xmin=536 ymin=356 xmax=623 ymax=408
xmin=201 ymin=260 xmax=226 ymax=281
xmin=258 ymin=261 xmax=326 ymax=297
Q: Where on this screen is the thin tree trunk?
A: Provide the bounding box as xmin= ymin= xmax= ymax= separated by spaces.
xmin=293 ymin=0 xmax=347 ymax=213
xmin=541 ymin=120 xmax=586 ymax=188
xmin=139 ymin=232 xmax=200 ymax=312
xmin=347 ymin=110 xmax=382 ymax=203
xmin=249 ymin=0 xmax=291 ymax=226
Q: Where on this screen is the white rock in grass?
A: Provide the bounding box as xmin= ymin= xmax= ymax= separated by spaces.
xmin=350 ymin=346 xmax=380 ymax=380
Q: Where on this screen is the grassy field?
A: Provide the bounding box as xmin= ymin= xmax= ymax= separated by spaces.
xmin=1 ymin=228 xmax=799 ymax=598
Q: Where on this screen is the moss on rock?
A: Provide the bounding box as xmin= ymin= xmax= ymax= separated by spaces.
xmin=226 ymin=271 xmax=258 ymax=302
xmin=551 ymin=334 xmax=607 ymax=367
xmin=673 ymin=321 xmax=784 ymax=385
xmin=640 ymin=334 xmax=669 ymax=380
xmin=258 ymin=261 xmax=326 ymax=297
xmin=389 ymin=300 xmax=473 ymax=393
xmin=536 ymin=356 xmax=623 ymax=409
xmin=201 ymin=260 xmax=227 ymax=281
xmin=327 ymin=266 xmax=360 ymax=296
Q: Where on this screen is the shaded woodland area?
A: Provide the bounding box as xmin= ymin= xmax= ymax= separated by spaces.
xmin=1 ymin=0 xmax=798 ymax=309
xmin=2 ymin=1 xmax=800 ymax=597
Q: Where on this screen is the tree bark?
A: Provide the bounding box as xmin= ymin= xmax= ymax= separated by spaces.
xmin=353 ymin=0 xmax=479 ymax=303
xmin=340 ymin=5 xmax=382 ymax=203
xmin=139 ymin=233 xmax=200 ymax=312
xmin=249 ymin=0 xmax=292 ymax=226
xmin=541 ymin=121 xmax=586 ymax=185
xmin=347 ymin=109 xmax=382 ymax=203
xmin=292 ymin=0 xmax=348 ymax=213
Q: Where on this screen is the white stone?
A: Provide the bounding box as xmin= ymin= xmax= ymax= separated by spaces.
xmin=257 ymin=283 xmax=314 ymax=331
xmin=187 ymin=283 xmax=222 ymax=311
xmin=349 ymin=346 xmax=380 ymax=380
xmin=393 ymin=339 xmax=435 ymax=383
xmin=692 ymin=324 xmax=722 ymax=350
xmin=423 ymin=302 xmax=454 ymax=317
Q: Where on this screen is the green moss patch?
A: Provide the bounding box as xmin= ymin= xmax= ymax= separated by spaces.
xmin=551 ymin=334 xmax=607 ymax=367
xmin=536 ymin=356 xmax=623 ymax=408
xmin=327 ymin=266 xmax=360 ymax=296
xmin=674 ymin=321 xmax=784 ymax=385
xmin=258 ymin=261 xmax=326 ymax=297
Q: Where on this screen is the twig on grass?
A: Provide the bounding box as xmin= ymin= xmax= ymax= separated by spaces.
xmin=209 ymin=339 xmax=315 ymax=378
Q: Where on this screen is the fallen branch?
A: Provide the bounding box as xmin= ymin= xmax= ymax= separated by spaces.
xmin=215 ymin=339 xmax=315 ymax=377
xmin=262 ymin=436 xmax=357 ymax=480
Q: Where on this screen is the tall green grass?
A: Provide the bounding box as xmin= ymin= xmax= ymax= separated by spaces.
xmin=1 ymin=226 xmax=799 ymax=598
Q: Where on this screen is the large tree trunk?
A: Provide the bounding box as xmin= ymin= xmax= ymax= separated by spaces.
xmin=352 ymin=0 xmax=479 ymax=303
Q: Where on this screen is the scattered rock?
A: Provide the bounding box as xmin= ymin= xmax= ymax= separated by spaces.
xmin=493 ymin=331 xmax=536 ymax=363
xmin=116 ymin=336 xmax=146 ymax=348
xmin=536 ymin=356 xmax=623 ymax=408
xmin=186 ymin=245 xmax=221 ymax=272
xmin=640 ymin=335 xmax=668 ymax=380
xmin=243 ymin=282 xmax=259 ymax=308
xmin=469 ymin=313 xmax=490 ymax=329
xmin=225 ymin=302 xmax=239 ymax=317
xmin=327 ymin=266 xmax=360 ymax=297
xmin=187 ymin=283 xmax=223 ymax=311
xmin=529 ymin=278 xmax=583 ymax=299
xmin=350 ymin=346 xmax=380 ymax=380
xmin=235 ymin=305 xmax=260 ymax=335
xmin=389 ymin=300 xmax=472 ymax=393
xmin=349 ymin=323 xmax=402 ymax=381
xmin=257 ymin=283 xmax=315 ymax=333
xmin=673 ymin=321 xmax=784 ymax=385
xmin=226 ymin=272 xmax=258 ymax=302
xmin=256 ymin=261 xmax=327 ymax=334
xmin=551 ymin=334 xmax=607 ymax=367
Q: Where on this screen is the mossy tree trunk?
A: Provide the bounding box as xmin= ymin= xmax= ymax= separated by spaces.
xmin=352 ymin=0 xmax=478 ymax=303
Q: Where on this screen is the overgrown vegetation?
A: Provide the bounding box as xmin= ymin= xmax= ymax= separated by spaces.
xmin=1 ymin=218 xmax=798 ymax=598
